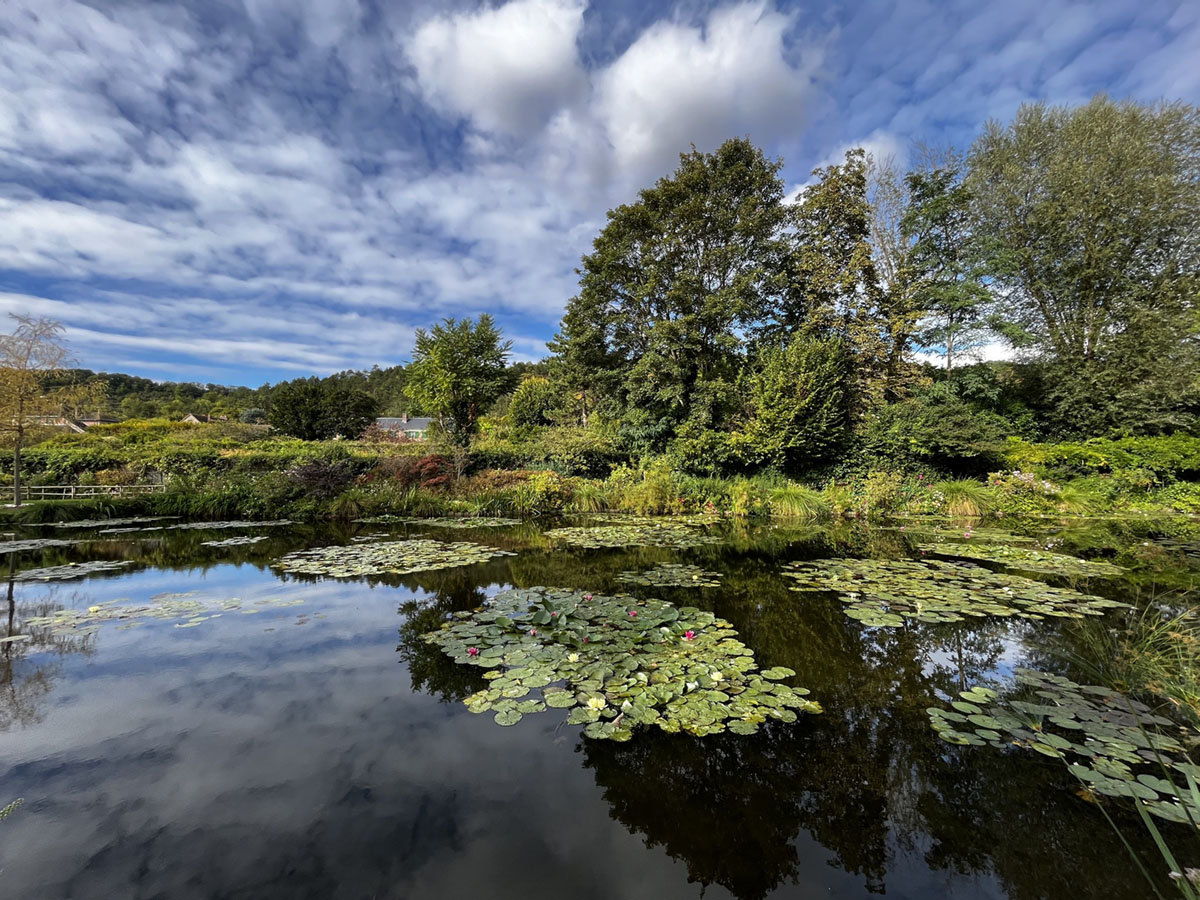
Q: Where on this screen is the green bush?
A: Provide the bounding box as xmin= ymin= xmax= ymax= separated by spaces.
xmin=1005 ymin=434 xmax=1200 ymax=482
xmin=863 ymin=385 xmax=1010 ymax=475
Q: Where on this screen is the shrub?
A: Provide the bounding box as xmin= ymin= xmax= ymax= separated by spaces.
xmin=239 ymin=407 xmax=268 ymax=424
xmin=363 ymin=454 xmax=453 ymax=490
xmin=286 ymin=459 xmax=356 ymax=500
xmin=863 ymin=384 xmax=1010 ymax=475
xmin=509 ymin=376 xmax=557 ymax=427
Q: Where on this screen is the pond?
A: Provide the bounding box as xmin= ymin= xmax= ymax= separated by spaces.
xmin=0 ymin=514 xmax=1197 ymax=899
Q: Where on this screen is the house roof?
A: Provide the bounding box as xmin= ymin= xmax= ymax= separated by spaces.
xmin=376 ymin=417 xmax=433 ymax=431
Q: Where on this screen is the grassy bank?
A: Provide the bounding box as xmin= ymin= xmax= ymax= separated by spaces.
xmin=3 ymin=420 xmax=1198 ymax=525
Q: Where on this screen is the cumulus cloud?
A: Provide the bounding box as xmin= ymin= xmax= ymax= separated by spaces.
xmin=407 ymin=0 xmax=589 ymax=135
xmin=593 ymin=2 xmax=818 ymax=177
xmin=0 ymin=0 xmax=1195 ymax=383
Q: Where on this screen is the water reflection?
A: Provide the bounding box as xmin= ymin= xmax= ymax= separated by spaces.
xmin=0 ymin=517 xmax=1194 ymax=898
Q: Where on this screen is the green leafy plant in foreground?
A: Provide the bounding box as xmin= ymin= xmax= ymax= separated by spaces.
xmin=422 ymin=587 xmax=822 ymax=740
xmin=928 ymin=669 xmax=1199 ymax=823
xmin=929 ymin=668 xmax=1200 ymax=898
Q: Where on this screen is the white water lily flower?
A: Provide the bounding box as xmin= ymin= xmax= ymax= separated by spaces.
xmin=586 ymin=696 xmax=606 ymax=710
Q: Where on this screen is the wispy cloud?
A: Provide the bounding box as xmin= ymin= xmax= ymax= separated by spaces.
xmin=0 ymin=0 xmax=1196 ymax=384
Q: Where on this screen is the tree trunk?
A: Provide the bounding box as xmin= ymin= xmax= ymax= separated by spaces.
xmin=12 ymin=442 xmax=20 ymax=508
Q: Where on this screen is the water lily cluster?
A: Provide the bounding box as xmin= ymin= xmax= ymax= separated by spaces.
xmin=273 ymin=538 xmax=515 ymax=578
xmin=916 ymin=542 xmax=1124 ymax=578
xmin=543 ymin=524 xmax=722 ymax=550
xmin=929 ymin=669 xmax=1200 ymax=824
xmin=616 ymin=563 xmax=722 ymax=588
xmin=423 ymin=587 xmax=821 ymax=740
xmin=784 ymin=558 xmax=1127 ymax=626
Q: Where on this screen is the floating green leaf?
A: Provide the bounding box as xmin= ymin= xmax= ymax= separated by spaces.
xmin=422 ymin=587 xmax=821 ymax=740
xmin=201 ymin=536 xmax=270 ymax=547
xmin=0 ymin=538 xmax=79 ymax=553
xmin=23 ymin=594 xmax=308 ymax=636
xmin=54 ymin=516 xmax=179 ymax=529
xmin=274 ymin=538 xmax=515 ymax=578
xmin=783 ymin=558 xmax=1126 ymax=625
xmin=14 ymin=560 xmax=134 ymax=582
xmin=927 ymin=668 xmax=1200 ymax=824
xmin=355 ymin=515 xmax=521 ymax=527
xmin=544 ymin=524 xmax=722 ymax=550
xmin=918 ymin=542 xmax=1124 ymax=578
xmin=616 ymin=564 xmax=722 ymax=588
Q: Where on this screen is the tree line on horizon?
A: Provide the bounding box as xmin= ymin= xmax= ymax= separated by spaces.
xmin=12 ymin=94 xmax=1200 ymax=475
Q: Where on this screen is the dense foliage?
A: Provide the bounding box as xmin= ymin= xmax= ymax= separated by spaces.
xmin=405 ymin=315 xmax=512 ymax=448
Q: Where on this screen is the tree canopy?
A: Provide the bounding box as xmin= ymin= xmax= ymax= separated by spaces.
xmin=405 ymin=315 xmax=512 ymax=448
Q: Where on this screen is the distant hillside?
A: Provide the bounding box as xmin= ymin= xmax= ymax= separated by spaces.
xmin=39 ymin=360 xmax=548 ymax=421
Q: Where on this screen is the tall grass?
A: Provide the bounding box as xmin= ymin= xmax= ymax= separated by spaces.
xmin=1072 ymin=606 xmax=1200 ymax=723
xmin=934 ymin=478 xmax=995 ymax=517
xmin=768 ymin=484 xmax=828 ymax=520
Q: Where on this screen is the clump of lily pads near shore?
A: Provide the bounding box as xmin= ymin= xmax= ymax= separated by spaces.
xmin=930 ymin=668 xmax=1200 ymax=824
xmin=423 ymin=586 xmax=820 ymax=740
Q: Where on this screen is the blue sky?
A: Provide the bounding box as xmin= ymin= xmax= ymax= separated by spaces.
xmin=1 ymin=0 xmax=1197 ymax=387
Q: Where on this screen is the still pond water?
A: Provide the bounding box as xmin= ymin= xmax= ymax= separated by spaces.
xmin=0 ymin=514 xmax=1198 ymax=899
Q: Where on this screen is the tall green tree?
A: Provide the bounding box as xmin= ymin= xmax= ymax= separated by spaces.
xmin=783 ymin=148 xmax=886 ymax=416
xmin=968 ymin=95 xmax=1200 ymax=433
xmin=900 ymin=157 xmax=990 ymax=374
xmin=554 ymin=138 xmax=792 ymax=447
xmin=742 ymin=335 xmax=852 ymax=470
xmin=405 ymin=315 xmax=512 ymax=448
xmin=268 ymin=378 xmax=378 ymax=440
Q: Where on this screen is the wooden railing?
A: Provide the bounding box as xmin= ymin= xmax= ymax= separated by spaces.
xmin=0 ymin=484 xmax=167 ymax=502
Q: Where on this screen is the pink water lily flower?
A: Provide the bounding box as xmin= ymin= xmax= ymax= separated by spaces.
xmin=628 ymin=610 xmax=637 ymax=618
xmin=550 ymin=611 xmax=558 ymax=617
xmin=467 ymin=647 xmax=479 ymax=657
xmin=583 ymin=593 xmax=593 ymax=601
xmin=684 ymin=630 xmax=696 ymax=641
xmin=529 ymin=628 xmax=537 ymax=636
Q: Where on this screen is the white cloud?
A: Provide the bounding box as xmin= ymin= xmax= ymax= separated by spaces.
xmin=594 ymin=2 xmax=818 ymax=177
xmin=407 ymin=0 xmax=589 ymax=135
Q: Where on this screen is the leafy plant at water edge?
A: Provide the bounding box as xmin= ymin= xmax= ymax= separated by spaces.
xmin=274 ymin=538 xmax=515 ymax=577
xmin=422 ymin=586 xmax=822 ymax=739
xmin=783 ymin=558 xmax=1127 ymax=626
xmin=933 ymin=478 xmax=995 ymax=517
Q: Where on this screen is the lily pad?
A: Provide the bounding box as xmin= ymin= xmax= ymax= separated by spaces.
xmin=274 ymin=538 xmax=515 ymax=578
xmin=0 ymin=538 xmax=79 ymax=553
xmin=927 ymin=668 xmax=1199 ymax=824
xmin=54 ymin=516 xmax=179 ymax=529
xmin=783 ymin=558 xmax=1127 ymax=625
xmin=422 ymin=587 xmax=822 ymax=741
xmin=201 ymin=536 xmax=270 ymax=547
xmin=616 ymin=564 xmax=722 ymax=588
xmin=544 ymin=524 xmax=722 ymax=550
xmin=918 ymin=542 xmax=1124 ymax=578
xmin=13 ymin=560 xmax=134 ymax=582
xmin=355 ymin=516 xmax=521 ymax=527
xmin=23 ymin=593 xmax=308 ymax=636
